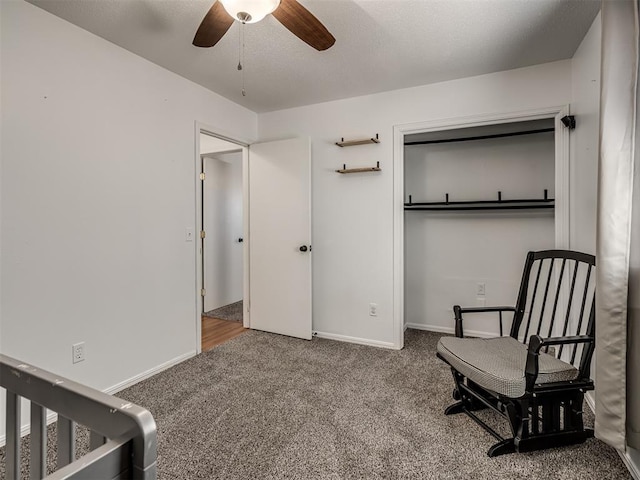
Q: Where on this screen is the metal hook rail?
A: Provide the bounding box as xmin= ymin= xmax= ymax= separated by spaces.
xmin=405 ymin=190 xmax=554 ymax=211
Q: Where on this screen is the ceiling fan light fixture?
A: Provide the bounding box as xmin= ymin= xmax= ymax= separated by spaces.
xmin=220 ymin=0 xmax=281 ymax=24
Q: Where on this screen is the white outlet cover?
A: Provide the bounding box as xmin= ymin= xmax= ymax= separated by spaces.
xmin=72 ymin=342 xmax=85 ymax=363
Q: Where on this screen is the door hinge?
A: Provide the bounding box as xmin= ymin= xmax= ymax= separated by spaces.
xmin=200 ymin=230 xmax=206 ymax=239
xmin=199 ymin=172 xmax=205 ymax=180
xmin=201 ymin=288 xmax=206 ymax=297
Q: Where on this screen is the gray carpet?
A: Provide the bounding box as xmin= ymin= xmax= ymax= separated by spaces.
xmin=203 ymin=300 xmax=243 ymax=322
xmin=1 ymin=330 xmax=630 ymax=479
xmin=118 ymin=329 xmax=628 ymax=479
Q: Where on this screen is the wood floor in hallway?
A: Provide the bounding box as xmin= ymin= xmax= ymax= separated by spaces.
xmin=201 ymin=316 xmax=247 ymax=352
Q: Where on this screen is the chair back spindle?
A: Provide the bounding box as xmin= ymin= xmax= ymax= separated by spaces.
xmin=510 ymin=250 xmax=596 ymax=375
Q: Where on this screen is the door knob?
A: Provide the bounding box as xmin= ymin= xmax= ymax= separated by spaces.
xmin=299 ymin=245 xmax=308 ymax=252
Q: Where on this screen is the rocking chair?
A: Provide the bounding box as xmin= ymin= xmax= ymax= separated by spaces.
xmin=436 ymin=250 xmax=596 ymax=457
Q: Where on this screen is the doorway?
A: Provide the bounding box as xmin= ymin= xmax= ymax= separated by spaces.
xmin=198 ymin=131 xmax=249 ymax=352
xmin=194 ymin=131 xmax=313 ymax=352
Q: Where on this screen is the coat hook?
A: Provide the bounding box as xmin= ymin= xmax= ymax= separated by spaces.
xmin=446 ymin=193 xmax=449 ymax=204
xmin=498 ymin=191 xmax=502 ymax=201
xmin=544 ymin=189 xmax=548 ymax=200
xmin=561 ymin=115 xmax=576 ymax=130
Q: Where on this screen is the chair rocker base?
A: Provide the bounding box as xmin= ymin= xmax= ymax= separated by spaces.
xmin=487 ymin=439 xmax=516 ymax=457
xmin=444 ymin=396 xmax=595 ymax=457
xmin=443 ymin=367 xmax=594 ymax=457
xmin=444 ymin=401 xmax=466 ymax=416
xmin=489 ymin=428 xmax=594 ymax=457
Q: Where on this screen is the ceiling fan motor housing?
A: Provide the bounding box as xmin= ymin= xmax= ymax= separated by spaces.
xmin=193 ymin=0 xmax=336 ymax=52
xmin=220 ymin=0 xmax=281 ymax=24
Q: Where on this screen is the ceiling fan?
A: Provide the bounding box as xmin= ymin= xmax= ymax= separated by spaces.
xmin=193 ymin=0 xmax=335 ymax=51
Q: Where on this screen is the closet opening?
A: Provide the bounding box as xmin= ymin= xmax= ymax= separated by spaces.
xmin=392 ymin=108 xmax=570 ymax=349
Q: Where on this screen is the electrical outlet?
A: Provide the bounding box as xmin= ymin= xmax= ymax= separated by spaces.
xmin=477 ymin=282 xmax=486 ymax=296
xmin=369 ymin=303 xmax=378 ymax=316
xmin=72 ymin=342 xmax=85 ymax=364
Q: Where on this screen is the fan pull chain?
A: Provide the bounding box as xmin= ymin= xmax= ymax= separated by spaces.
xmin=237 ymin=23 xmax=246 ymax=97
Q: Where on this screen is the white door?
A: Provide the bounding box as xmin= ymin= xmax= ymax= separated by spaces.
xmin=248 ymin=137 xmax=312 ymax=339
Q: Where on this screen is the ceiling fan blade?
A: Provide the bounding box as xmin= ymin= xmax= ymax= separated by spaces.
xmin=193 ymin=1 xmax=234 ymax=48
xmin=272 ymin=0 xmax=335 ymax=51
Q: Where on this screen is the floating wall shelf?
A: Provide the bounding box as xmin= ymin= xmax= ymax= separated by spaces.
xmin=404 ymin=191 xmax=554 ymax=211
xmin=336 ymin=162 xmax=381 ymax=174
xmin=336 ymin=134 xmax=380 ymax=147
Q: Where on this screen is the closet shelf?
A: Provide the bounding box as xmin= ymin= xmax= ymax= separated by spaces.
xmin=336 ymin=134 xmax=380 ymax=147
xmin=336 ymin=162 xmax=381 ymax=174
xmin=405 ymin=191 xmax=554 ymax=211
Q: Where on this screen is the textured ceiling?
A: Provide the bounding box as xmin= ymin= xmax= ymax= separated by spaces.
xmin=27 ymin=0 xmax=600 ymax=113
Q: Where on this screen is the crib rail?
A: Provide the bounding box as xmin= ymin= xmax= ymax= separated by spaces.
xmin=1 ymin=354 xmax=157 ymax=479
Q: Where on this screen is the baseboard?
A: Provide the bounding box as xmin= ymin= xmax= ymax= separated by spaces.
xmin=313 ymin=331 xmax=398 ymax=350
xmin=621 ymin=451 xmax=640 ymax=480
xmin=0 ymin=351 xmax=196 ymax=447
xmin=585 ymin=391 xmax=595 ymax=413
xmin=104 ymin=351 xmax=196 ymax=395
xmin=405 ymin=323 xmax=496 ymax=339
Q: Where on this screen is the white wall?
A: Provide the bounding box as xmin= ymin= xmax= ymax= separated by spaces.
xmin=404 ymin=131 xmax=555 ymax=334
xmin=203 ymin=152 xmax=244 ymax=312
xmin=258 ymin=60 xmax=572 ymax=346
xmin=0 ymin=0 xmax=256 ymax=434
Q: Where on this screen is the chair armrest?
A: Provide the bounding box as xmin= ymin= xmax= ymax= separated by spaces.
xmin=524 ymin=334 xmax=594 ymax=391
xmin=528 ymin=334 xmax=593 ymax=353
xmin=453 ymin=305 xmax=516 ymax=338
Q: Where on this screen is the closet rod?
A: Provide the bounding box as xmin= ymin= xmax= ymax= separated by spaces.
xmin=404 ymin=127 xmax=554 ymax=146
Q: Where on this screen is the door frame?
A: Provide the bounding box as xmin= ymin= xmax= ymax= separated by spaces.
xmin=194 ymin=122 xmax=251 ymax=354
xmin=392 ymin=105 xmax=571 ymax=349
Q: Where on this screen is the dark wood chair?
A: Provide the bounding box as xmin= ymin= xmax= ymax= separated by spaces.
xmin=437 ymin=250 xmax=596 ymax=457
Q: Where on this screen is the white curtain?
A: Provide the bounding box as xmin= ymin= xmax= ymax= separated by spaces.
xmin=595 ymin=0 xmax=640 ymax=451
xmin=629 ymin=12 xmax=640 ymax=449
